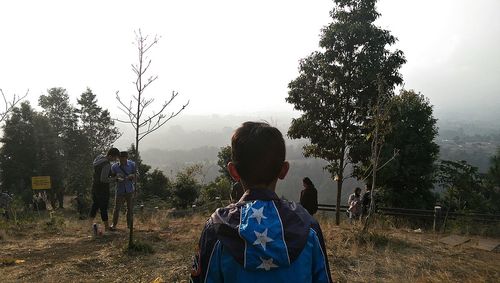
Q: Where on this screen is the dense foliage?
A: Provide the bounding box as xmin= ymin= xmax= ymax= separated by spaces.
xmin=0 ymin=88 xmax=120 ymax=207
xmin=286 ymin=0 xmax=405 ymax=224
xmin=360 ymin=90 xmax=440 ymax=209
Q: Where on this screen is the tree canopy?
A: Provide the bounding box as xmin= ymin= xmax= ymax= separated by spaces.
xmin=363 ymin=90 xmax=439 ymax=209
xmin=286 ymin=0 xmax=405 ymax=224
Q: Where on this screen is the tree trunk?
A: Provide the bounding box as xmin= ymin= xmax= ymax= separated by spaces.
xmin=129 ymin=128 xmax=139 ymax=248
xmin=57 ymin=188 xmax=64 ymax=209
xmin=335 ymin=177 xmax=343 ymax=225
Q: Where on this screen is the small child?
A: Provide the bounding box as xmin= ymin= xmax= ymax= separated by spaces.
xmin=190 ymin=122 xmax=332 ymax=283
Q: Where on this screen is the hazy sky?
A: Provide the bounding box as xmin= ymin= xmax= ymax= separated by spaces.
xmin=1 ymin=0 xmax=499 ymax=120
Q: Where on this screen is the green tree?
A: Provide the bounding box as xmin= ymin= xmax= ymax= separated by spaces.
xmin=39 ymin=87 xmax=78 ymax=208
xmin=142 ymin=169 xmax=171 ymax=200
xmin=488 ymin=147 xmax=500 ymax=186
xmin=216 ymin=145 xmax=232 ymax=181
xmin=64 ymin=129 xmax=93 ymax=197
xmin=436 ymin=160 xmax=489 ymax=212
xmin=0 ymin=102 xmax=67 ymax=207
xmin=171 ymin=165 xmax=201 ymax=209
xmin=0 ymin=102 xmax=38 ymax=204
xmin=361 ymin=90 xmax=439 ymax=209
xmin=32 ymin=113 xmax=65 ymax=208
xmin=201 ymin=177 xmax=231 ymax=203
xmin=77 ymin=88 xmax=121 ymax=157
xmin=485 ymin=148 xmax=500 ymax=213
xmin=39 ymin=88 xmax=77 ymax=138
xmin=286 ymin=0 xmax=405 ymax=224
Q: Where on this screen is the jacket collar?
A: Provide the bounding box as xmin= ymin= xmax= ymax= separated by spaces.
xmin=239 ymin=188 xmax=280 ymax=202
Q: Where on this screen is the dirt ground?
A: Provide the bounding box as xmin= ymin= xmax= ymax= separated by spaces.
xmin=0 ymin=210 xmax=499 ymax=282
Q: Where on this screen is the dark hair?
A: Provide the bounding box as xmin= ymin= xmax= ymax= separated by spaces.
xmin=355 ymin=187 xmax=361 ymax=193
xmin=366 ymin=182 xmax=372 ymax=190
xmin=120 ymin=151 xmax=129 ymax=158
xmin=231 ymin=122 xmax=285 ymax=185
xmin=107 ymin=148 xmax=120 ymax=157
xmin=303 ymin=177 xmax=314 ymax=189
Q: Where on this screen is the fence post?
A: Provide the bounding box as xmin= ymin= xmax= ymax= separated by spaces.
xmin=433 ymin=205 xmax=442 ymax=232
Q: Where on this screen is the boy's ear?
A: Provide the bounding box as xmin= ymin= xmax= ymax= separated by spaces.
xmin=278 ymin=161 xmax=289 ymax=180
xmin=227 ymin=162 xmax=240 ymax=181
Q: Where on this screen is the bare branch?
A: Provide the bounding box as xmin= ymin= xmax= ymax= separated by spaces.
xmin=0 ymin=88 xmax=28 ymax=123
xmin=141 ymin=59 xmax=152 ymax=76
xmin=376 ymin=149 xmax=399 ymax=171
xmin=138 ymin=100 xmax=189 ymax=141
xmin=142 ymin=75 xmax=158 ymax=90
xmin=115 ymin=91 xmax=137 ymax=119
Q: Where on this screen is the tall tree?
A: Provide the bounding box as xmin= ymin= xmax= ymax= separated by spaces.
xmin=0 ymin=102 xmax=38 ymax=204
xmin=39 ymin=88 xmax=78 ymax=138
xmin=39 ymin=87 xmax=77 ymax=208
xmin=286 ymin=0 xmax=405 ymax=224
xmin=32 ymin=113 xmax=65 ymax=209
xmin=115 ymin=30 xmax=188 ymax=246
xmin=77 ymin=88 xmax=121 ymax=157
xmin=363 ymin=90 xmax=439 ymax=209
xmin=64 ymin=128 xmax=93 ymax=197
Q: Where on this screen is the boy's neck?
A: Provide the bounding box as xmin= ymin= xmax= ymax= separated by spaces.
xmin=242 ymin=179 xmax=278 ymax=192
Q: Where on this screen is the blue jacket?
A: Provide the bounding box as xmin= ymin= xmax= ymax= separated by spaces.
xmin=111 ymin=160 xmax=136 ymax=194
xmin=191 ymin=189 xmax=332 ymax=283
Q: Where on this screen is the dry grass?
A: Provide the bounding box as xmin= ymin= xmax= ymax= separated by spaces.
xmin=0 ymin=209 xmax=499 ymax=282
xmin=316 ymin=213 xmax=500 ymax=282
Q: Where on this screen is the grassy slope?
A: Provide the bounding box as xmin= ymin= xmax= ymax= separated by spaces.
xmin=0 ymin=210 xmax=499 ymax=282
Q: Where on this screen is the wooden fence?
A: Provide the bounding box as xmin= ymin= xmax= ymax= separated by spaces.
xmin=318 ymin=203 xmax=500 ymax=223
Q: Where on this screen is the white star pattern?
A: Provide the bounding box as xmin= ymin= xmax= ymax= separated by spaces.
xmin=249 ymin=207 xmax=267 ymax=225
xmin=257 ymin=257 xmax=279 ymax=271
xmin=253 ymin=228 xmax=274 ymax=250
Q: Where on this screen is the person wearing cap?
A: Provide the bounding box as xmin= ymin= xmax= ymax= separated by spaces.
xmin=110 ymin=151 xmax=136 ymax=230
xmin=90 ymin=148 xmax=120 ymax=231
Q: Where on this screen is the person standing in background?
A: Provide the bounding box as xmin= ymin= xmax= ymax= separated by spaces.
xmin=347 ymin=187 xmax=362 ymax=223
xmin=300 ymin=177 xmax=318 ymax=216
xmin=89 ymin=148 xmax=120 ymax=232
xmin=110 ymin=151 xmax=136 ymax=230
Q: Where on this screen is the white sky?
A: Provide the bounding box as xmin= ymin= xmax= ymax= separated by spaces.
xmin=0 ymin=0 xmax=499 ymax=119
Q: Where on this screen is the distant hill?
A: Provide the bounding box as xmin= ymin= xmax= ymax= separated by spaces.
xmin=119 ymin=113 xmax=499 ymax=205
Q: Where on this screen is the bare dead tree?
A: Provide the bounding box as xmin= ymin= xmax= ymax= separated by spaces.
xmin=362 ymin=76 xmax=397 ymax=233
xmin=115 ymin=30 xmax=189 ymax=247
xmin=0 ymin=89 xmax=28 ymax=124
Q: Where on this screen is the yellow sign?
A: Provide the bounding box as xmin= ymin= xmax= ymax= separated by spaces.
xmin=32 ymin=176 xmax=51 ymax=190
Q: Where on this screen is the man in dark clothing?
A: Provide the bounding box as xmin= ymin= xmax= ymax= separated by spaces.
xmin=89 ymin=148 xmax=119 ymax=231
xmin=300 ymin=177 xmax=318 ymax=215
xmin=190 ymin=122 xmax=332 ymax=283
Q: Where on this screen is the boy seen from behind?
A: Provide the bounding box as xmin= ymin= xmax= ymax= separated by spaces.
xmin=190 ymin=122 xmax=332 ymax=283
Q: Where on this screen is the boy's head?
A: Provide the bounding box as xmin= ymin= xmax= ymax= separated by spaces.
xmin=228 ymin=122 xmax=288 ymax=188
xmin=119 ymin=151 xmax=129 ymax=164
xmin=107 ymin=148 xmax=120 ymax=161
